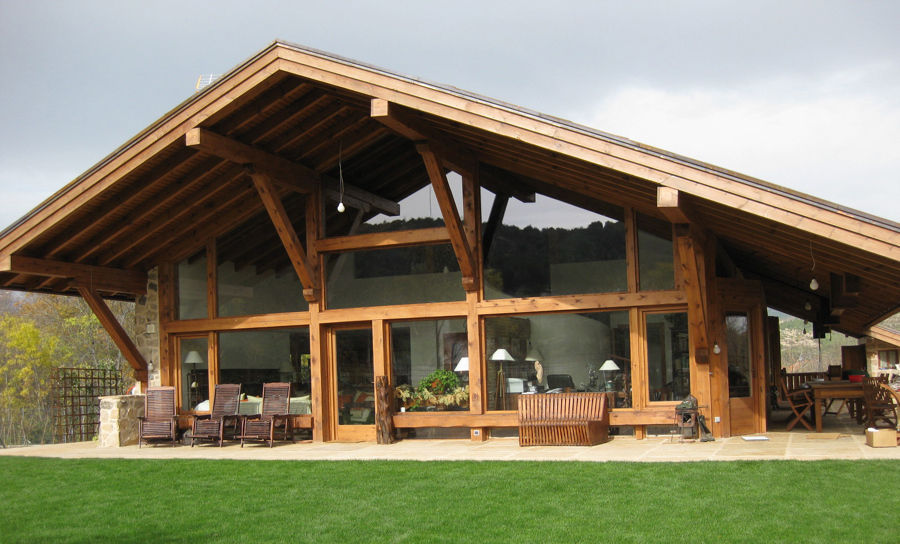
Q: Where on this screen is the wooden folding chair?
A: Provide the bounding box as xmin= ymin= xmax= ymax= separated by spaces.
xmin=238 ymin=382 xmax=293 ymax=447
xmin=138 ymin=386 xmax=177 ymax=447
xmin=191 ymin=383 xmax=242 ymax=447
xmin=864 ymin=377 xmax=898 ymax=429
xmin=777 ymin=376 xmax=813 ymax=431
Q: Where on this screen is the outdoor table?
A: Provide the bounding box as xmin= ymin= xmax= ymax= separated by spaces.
xmin=803 ymin=380 xmax=864 ymax=432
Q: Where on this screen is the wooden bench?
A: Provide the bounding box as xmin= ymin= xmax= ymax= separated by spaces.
xmin=517 ymin=392 xmax=610 ymax=446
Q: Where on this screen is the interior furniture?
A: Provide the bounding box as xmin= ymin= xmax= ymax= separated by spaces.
xmin=517 ymin=392 xmax=609 ymax=446
xmin=191 ymin=383 xmax=241 ymax=447
xmin=805 ymin=380 xmax=864 ymax=432
xmin=777 ymin=376 xmax=814 ymax=431
xmin=138 ymin=386 xmax=177 ymax=447
xmin=878 ymin=383 xmax=900 ymax=445
xmin=863 ymin=377 xmax=897 ymax=429
xmin=238 ymin=382 xmax=293 ymax=447
xmin=546 ymin=374 xmax=575 ymax=391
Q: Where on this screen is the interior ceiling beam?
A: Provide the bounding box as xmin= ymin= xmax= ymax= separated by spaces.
xmin=479 ymin=164 xmax=536 ymax=203
xmin=370 ymin=99 xmax=478 ymax=175
xmin=250 ymin=172 xmax=319 ymax=302
xmin=185 ymin=127 xmax=399 ymax=216
xmin=0 ymin=255 xmax=146 ymax=295
xmin=417 ymin=143 xmax=476 ymax=290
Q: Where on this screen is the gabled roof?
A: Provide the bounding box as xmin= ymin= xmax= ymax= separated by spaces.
xmin=0 ymin=40 xmax=898 ymax=336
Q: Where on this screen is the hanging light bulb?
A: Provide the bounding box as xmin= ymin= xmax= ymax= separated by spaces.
xmin=809 ymin=277 xmax=819 ymax=291
xmin=808 ymin=241 xmax=818 ymax=290
xmin=804 ymin=301 xmax=812 ymax=312
xmin=337 ymin=201 xmax=345 ymax=213
xmin=337 ymin=142 xmax=346 ymax=213
xmin=713 ymin=343 xmax=721 ymax=355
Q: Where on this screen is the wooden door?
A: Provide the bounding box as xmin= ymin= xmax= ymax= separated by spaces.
xmin=327 ymin=325 xmax=376 ymax=442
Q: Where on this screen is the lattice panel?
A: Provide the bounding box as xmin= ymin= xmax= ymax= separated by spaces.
xmin=51 ymin=367 xmax=125 ymax=443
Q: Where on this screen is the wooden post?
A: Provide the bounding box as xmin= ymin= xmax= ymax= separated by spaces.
xmin=375 ymin=376 xmax=395 ymax=444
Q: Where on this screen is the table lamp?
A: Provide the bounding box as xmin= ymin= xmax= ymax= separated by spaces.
xmin=599 ymin=359 xmax=620 ymax=391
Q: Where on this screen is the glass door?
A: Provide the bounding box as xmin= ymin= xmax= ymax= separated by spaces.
xmin=725 ymin=309 xmax=764 ymax=436
xmin=329 ymin=325 xmax=375 ymax=441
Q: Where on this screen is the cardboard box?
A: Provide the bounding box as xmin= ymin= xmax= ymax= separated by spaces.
xmin=866 ymin=428 xmax=897 ymax=448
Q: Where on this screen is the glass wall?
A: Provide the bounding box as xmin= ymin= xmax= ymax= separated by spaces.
xmin=177 ymin=251 xmax=207 ymax=320
xmin=334 ymin=328 xmax=374 ymax=425
xmin=217 ymin=259 xmax=307 ymax=317
xmin=391 ymin=319 xmax=468 ymax=412
xmin=637 ymin=213 xmax=674 ymax=291
xmin=726 ymin=313 xmax=751 ymax=398
xmin=179 ymin=337 xmax=208 ymax=410
xmin=325 ymin=245 xmax=464 ymax=309
xmin=484 ymin=311 xmax=631 ymax=411
xmin=483 ymin=191 xmax=627 ymax=299
xmin=218 ymin=328 xmax=310 ymax=415
xmin=646 ymin=312 xmax=690 ymax=402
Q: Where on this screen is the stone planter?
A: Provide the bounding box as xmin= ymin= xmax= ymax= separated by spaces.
xmin=98 ymin=395 xmax=145 ymax=447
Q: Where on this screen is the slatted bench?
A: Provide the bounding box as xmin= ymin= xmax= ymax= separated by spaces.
xmin=517 ymin=392 xmax=610 ymax=446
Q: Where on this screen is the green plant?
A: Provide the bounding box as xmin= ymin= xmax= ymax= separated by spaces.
xmin=418 ymin=369 xmax=459 ymax=395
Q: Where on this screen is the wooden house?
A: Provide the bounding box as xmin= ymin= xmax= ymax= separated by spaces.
xmin=1 ymin=41 xmax=898 ymax=441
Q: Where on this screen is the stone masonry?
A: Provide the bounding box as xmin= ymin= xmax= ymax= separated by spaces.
xmin=98 ymin=395 xmax=145 ymax=447
xmin=134 ymin=267 xmax=161 ymax=386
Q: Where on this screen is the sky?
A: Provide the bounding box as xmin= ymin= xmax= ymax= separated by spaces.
xmin=1 ymin=0 xmax=899 ymax=230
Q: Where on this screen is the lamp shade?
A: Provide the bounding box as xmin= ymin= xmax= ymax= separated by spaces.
xmin=184 ymin=350 xmax=204 ymax=365
xmin=454 ymin=357 xmax=470 ymax=372
xmin=490 ymin=348 xmax=515 ymax=361
xmin=524 ymin=346 xmax=544 ymax=362
xmin=599 ymin=359 xmax=620 ymax=371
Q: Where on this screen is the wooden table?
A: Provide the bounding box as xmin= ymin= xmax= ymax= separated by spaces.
xmin=804 ymin=381 xmax=864 ymax=432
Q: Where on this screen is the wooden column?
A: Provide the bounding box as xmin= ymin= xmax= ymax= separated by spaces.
xmin=158 ymin=262 xmax=175 ymax=387
xmin=375 ymin=375 xmax=395 ymax=444
xmin=305 ymin=189 xmax=327 ymax=442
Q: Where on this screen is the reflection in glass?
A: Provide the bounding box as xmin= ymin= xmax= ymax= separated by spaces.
xmin=180 ymin=337 xmax=208 ymax=410
xmin=637 ymin=213 xmax=674 ymax=291
xmin=335 ymin=329 xmax=374 ymax=426
xmin=325 ymin=244 xmax=463 ymax=309
xmin=484 ymin=311 xmax=631 ymax=411
xmin=483 ymin=191 xmax=626 ymax=299
xmin=177 ymin=252 xmax=207 ymax=320
xmin=646 ymin=312 xmax=690 ymax=402
xmin=726 ymin=313 xmax=751 ymax=398
xmin=391 ymin=319 xmax=468 ymax=412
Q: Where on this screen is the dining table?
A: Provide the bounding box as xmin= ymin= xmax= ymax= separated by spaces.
xmin=803 ymin=380 xmax=864 ymax=432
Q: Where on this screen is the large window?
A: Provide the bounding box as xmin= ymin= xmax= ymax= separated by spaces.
xmin=637 ymin=213 xmax=674 ymax=291
xmin=179 ymin=336 xmax=208 ymax=410
xmin=218 ymin=328 xmax=311 ymax=416
xmin=325 ymin=245 xmax=464 ymax=309
xmin=646 ymin=312 xmax=690 ymax=402
xmin=391 ymin=319 xmax=468 ymax=412
xmin=483 ymin=191 xmax=627 ymax=299
xmin=484 ymin=311 xmax=631 ymax=411
xmin=177 ymin=252 xmax=207 ymax=320
xmin=726 ymin=313 xmax=752 ymax=398
xmin=217 ymin=259 xmax=307 ymax=317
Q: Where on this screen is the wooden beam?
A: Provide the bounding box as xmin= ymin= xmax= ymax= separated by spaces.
xmin=0 ymin=255 xmax=146 ymax=295
xmin=676 ymin=229 xmax=710 ymax=362
xmin=370 ymin=99 xmax=477 ymax=175
xmin=315 ymin=227 xmax=450 ymax=253
xmin=76 ymin=286 xmax=147 ymax=372
xmin=480 ymin=165 xmax=536 ymax=204
xmin=481 ymin=194 xmax=509 ymax=261
xmin=657 ymin=187 xmax=692 ymax=224
xmin=185 ymin=127 xmax=399 ymax=216
xmin=417 ymin=144 xmax=477 ymax=287
xmin=250 ymin=172 xmax=319 ymax=301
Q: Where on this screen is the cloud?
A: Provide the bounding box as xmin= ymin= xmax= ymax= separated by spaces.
xmin=587 ymin=63 xmax=900 ymax=221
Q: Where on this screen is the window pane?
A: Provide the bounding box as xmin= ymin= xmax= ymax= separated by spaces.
xmin=391 ymin=319 xmax=468 ymax=412
xmin=180 ymin=337 xmax=208 ymax=410
xmin=217 ymin=259 xmax=307 ymax=317
xmin=177 ymin=252 xmax=207 ymax=320
xmin=637 ymin=213 xmax=674 ymax=291
xmin=335 ymin=328 xmax=374 ymax=425
xmin=484 ymin=191 xmax=626 ymax=299
xmin=325 ymin=245 xmax=464 ymax=309
xmin=484 ymin=311 xmax=631 ymax=411
xmin=646 ymin=312 xmax=690 ymax=402
xmin=218 ymin=329 xmax=310 ymax=415
xmin=726 ymin=313 xmax=751 ymax=398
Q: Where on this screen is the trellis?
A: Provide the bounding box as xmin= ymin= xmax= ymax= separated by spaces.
xmin=51 ymin=367 xmax=124 ymax=443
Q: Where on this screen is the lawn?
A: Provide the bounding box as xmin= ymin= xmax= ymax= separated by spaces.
xmin=0 ymin=457 xmax=895 ymax=543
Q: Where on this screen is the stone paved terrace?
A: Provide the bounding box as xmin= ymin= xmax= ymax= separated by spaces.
xmin=3 ymin=412 xmax=898 ymax=463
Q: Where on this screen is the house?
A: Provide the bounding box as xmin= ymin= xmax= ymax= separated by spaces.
xmin=1 ymin=41 xmax=898 ymax=442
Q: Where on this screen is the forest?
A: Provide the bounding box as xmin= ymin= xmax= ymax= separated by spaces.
xmin=0 ymin=291 xmax=134 ymax=447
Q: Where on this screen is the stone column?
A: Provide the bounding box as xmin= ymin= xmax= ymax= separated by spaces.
xmin=135 ymin=267 xmax=161 ymax=386
xmin=98 ymin=395 xmax=145 ymax=447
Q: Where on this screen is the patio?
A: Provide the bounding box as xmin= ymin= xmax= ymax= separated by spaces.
xmin=2 ymin=411 xmax=897 ymax=463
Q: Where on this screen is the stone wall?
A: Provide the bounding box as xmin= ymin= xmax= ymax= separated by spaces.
xmin=135 ymin=267 xmax=161 ymax=386
xmin=98 ymin=395 xmax=144 ymax=447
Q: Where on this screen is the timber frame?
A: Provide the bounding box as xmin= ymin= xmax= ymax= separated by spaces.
xmin=0 ymin=41 xmax=898 ymax=442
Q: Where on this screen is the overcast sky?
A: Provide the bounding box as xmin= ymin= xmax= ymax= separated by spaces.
xmin=1 ymin=1 xmax=898 ymax=229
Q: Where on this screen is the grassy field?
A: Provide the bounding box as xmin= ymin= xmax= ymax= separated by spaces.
xmin=0 ymin=457 xmax=896 ymax=543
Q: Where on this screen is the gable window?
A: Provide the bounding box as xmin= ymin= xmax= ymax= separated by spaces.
xmin=637 ymin=213 xmax=674 ymax=291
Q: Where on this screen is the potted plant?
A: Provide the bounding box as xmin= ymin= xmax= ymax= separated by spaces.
xmin=395 ymin=369 xmax=469 ymax=411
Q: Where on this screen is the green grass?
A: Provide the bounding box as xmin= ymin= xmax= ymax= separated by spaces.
xmin=0 ymin=457 xmax=896 ymax=543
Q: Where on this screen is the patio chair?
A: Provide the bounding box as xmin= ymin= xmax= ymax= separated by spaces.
xmin=238 ymin=382 xmax=293 ymax=447
xmin=138 ymin=386 xmax=177 ymax=447
xmin=863 ymin=377 xmax=897 ymax=429
xmin=191 ymin=383 xmax=242 ymax=447
xmin=777 ymin=376 xmax=813 ymax=431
